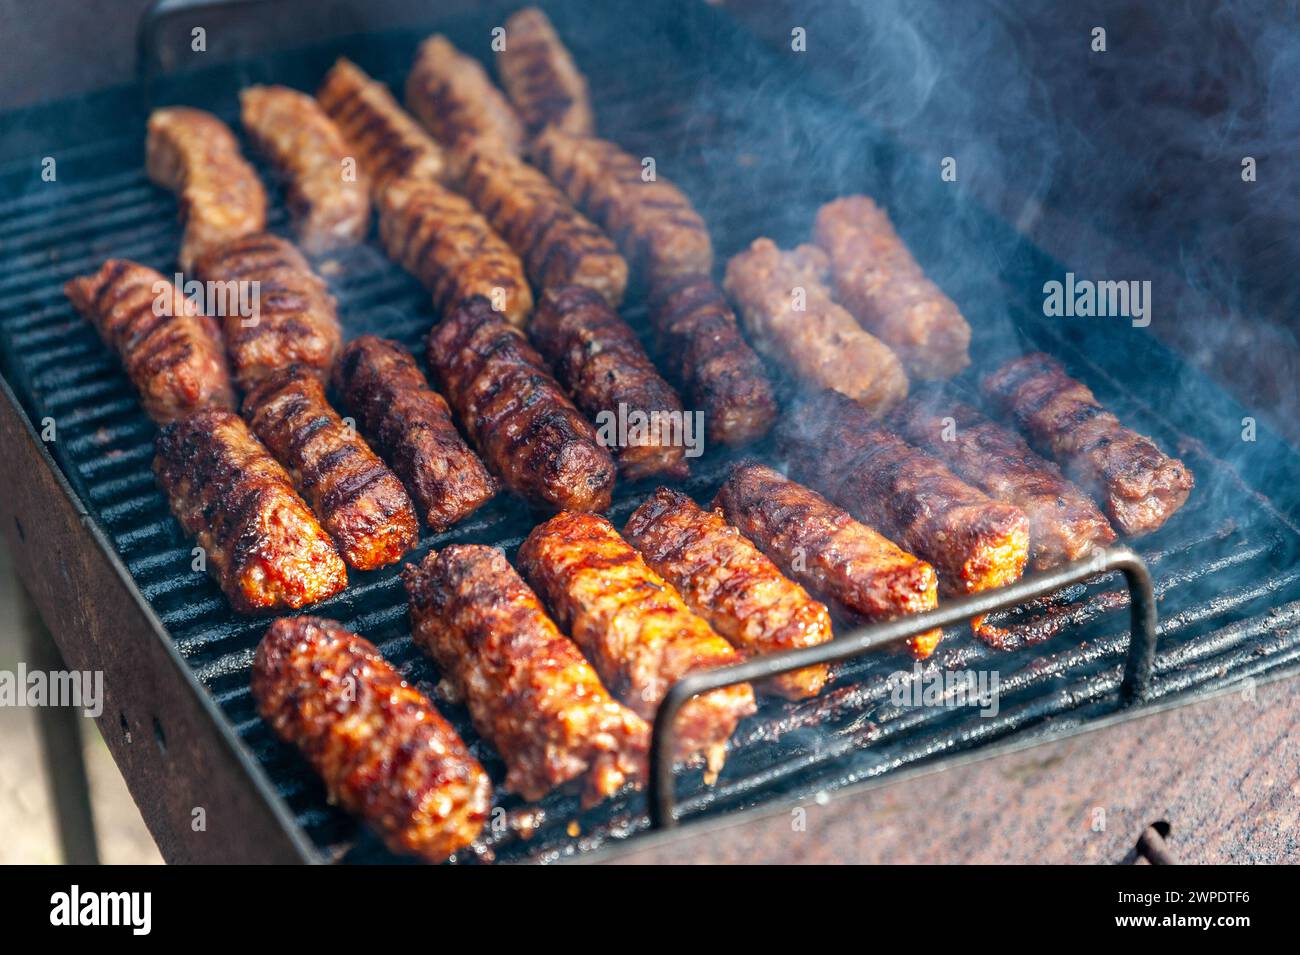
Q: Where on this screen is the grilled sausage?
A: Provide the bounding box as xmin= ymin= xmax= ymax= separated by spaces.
xmin=813 ymin=196 xmax=971 ymax=380
xmin=531 ymin=127 xmax=712 ymax=285
xmin=713 ymin=463 xmax=942 ymax=657
xmin=251 ymin=617 xmax=490 ymax=863
xmin=405 ymin=33 xmax=525 ymax=155
xmin=427 ymin=297 xmax=615 ymax=512
xmin=453 ymin=141 xmax=627 ymax=307
xmin=498 ymin=6 xmax=593 ymax=136
xmin=242 ymin=366 xmax=417 ymax=570
xmin=64 ymin=259 xmax=235 ymax=424
xmin=378 ymin=176 xmax=532 ymax=327
xmin=891 ymin=395 xmax=1116 ymax=568
xmin=983 ymin=352 xmax=1194 ymax=536
xmin=723 ymin=238 xmax=909 ymax=417
xmin=146 ymin=107 xmax=267 ymax=272
xmin=316 ymin=58 xmax=445 ymax=196
xmin=153 ymin=409 xmax=347 ymax=612
xmin=518 ymin=512 xmax=756 ymax=774
xmin=239 ymin=84 xmax=370 ymax=254
xmin=193 ymin=233 xmax=342 ymax=390
xmin=403 ymin=545 xmax=648 ymax=806
xmin=335 ymin=336 xmax=497 ymax=531
xmin=647 ymin=275 xmax=776 ymax=447
xmin=778 ymin=390 xmax=1030 ymax=595
xmin=531 ymin=286 xmax=688 ymax=480
xmin=624 ymin=487 xmax=833 ymax=698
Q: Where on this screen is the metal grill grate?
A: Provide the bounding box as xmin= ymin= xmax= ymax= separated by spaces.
xmin=2 ymin=2 xmax=1299 ymax=863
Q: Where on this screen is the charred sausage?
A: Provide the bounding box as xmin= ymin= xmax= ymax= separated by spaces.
xmin=405 ymin=33 xmax=525 ymax=154
xmin=426 ymin=297 xmax=615 ymax=512
xmin=251 ymin=616 xmax=490 ymax=863
xmin=242 ymin=365 xmax=418 ymax=570
xmin=64 ymin=259 xmax=235 ymax=424
xmin=153 ymin=408 xmax=347 ymax=612
xmin=497 ymin=7 xmax=594 ymax=136
xmin=624 ymin=487 xmax=833 ymax=698
xmin=518 ymin=511 xmax=756 ymax=774
xmin=403 ymin=545 xmax=648 ymax=806
xmin=334 ymin=336 xmax=497 ymax=531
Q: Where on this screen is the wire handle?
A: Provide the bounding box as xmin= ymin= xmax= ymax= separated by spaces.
xmin=649 ymin=544 xmax=1158 ymax=829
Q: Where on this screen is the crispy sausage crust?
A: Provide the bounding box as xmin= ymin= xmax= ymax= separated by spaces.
xmin=518 ymin=512 xmax=756 ymax=773
xmin=624 ymin=487 xmax=833 ymax=698
xmin=251 ymin=617 xmax=490 ymax=863
xmin=242 ymin=366 xmax=417 ymax=570
xmin=335 ymin=336 xmax=497 ymax=531
xmin=647 ymin=276 xmax=776 ymax=447
xmin=378 ymin=176 xmax=532 ymax=327
xmin=531 ymin=286 xmax=688 ymax=480
xmin=713 ymin=463 xmax=942 ymax=657
xmin=405 ymin=34 xmax=525 ymax=154
xmin=403 ymin=545 xmax=648 ymax=806
xmin=813 ymin=196 xmax=971 ymax=380
xmin=239 ymin=85 xmax=370 ymax=254
xmin=194 ymin=233 xmax=342 ymax=391
xmin=145 ymin=107 xmax=267 ymax=273
xmin=64 ymin=259 xmax=235 ymax=424
xmin=453 ymin=141 xmax=627 ymax=307
xmin=983 ymin=352 xmax=1194 ymax=536
xmin=316 ymin=58 xmax=445 ymax=196
xmin=498 ymin=7 xmax=594 ymax=136
xmin=153 ymin=409 xmax=347 ymax=612
xmin=779 ymin=391 xmax=1029 ymax=595
xmin=426 ymin=298 xmax=615 ymax=513
xmin=892 ymin=395 xmax=1116 ymax=568
xmin=531 ymin=127 xmax=712 ymax=285
xmin=723 ymin=238 xmax=909 ymax=416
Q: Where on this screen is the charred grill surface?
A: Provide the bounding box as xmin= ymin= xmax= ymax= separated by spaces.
xmin=64 ymin=259 xmax=235 ymax=424
xmin=403 ymin=545 xmax=648 ymax=807
xmin=335 ymin=335 xmax=497 ymax=531
xmin=194 ymin=232 xmax=343 ymax=391
xmin=153 ymin=409 xmax=348 ymax=612
xmin=426 ymin=297 xmax=616 ymax=513
xmin=251 ymin=617 xmax=491 ymax=863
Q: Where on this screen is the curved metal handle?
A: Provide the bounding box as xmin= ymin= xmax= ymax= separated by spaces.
xmin=649 ymin=544 xmax=1158 ymax=830
xmin=136 ymin=0 xmax=276 ymax=91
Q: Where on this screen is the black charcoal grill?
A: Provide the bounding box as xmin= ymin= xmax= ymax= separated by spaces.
xmin=2 ymin=0 xmax=1299 ymax=864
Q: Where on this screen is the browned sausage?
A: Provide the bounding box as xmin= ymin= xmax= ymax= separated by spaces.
xmin=251 ymin=616 xmax=490 ymax=863
xmin=498 ymin=7 xmax=594 ymax=136
xmin=530 ymin=285 xmax=689 ymax=480
xmin=64 ymin=259 xmax=235 ymax=424
xmin=145 ymin=107 xmax=267 ymax=273
xmin=518 ymin=512 xmax=756 ymax=775
xmin=713 ymin=463 xmax=942 ymax=658
xmin=153 ymin=409 xmax=347 ymax=612
xmin=403 ymin=545 xmax=648 ymax=806
xmin=426 ymin=297 xmax=616 ymax=512
xmin=334 ymin=336 xmax=497 ymax=531
xmin=193 ymin=233 xmax=342 ymax=391
xmin=405 ymin=33 xmax=525 ymax=154
xmin=724 ymin=238 xmax=909 ymax=417
xmin=647 ymin=275 xmax=777 ymax=447
xmin=242 ymin=366 xmax=418 ymax=571
xmin=239 ymin=84 xmax=370 ymax=254
xmin=983 ymin=352 xmax=1194 ymax=536
xmin=813 ymin=196 xmax=971 ymax=380
xmin=624 ymin=487 xmax=833 ymax=698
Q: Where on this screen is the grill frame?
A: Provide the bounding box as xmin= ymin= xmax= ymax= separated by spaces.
xmin=3 ymin=0 xmax=1300 ymax=864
